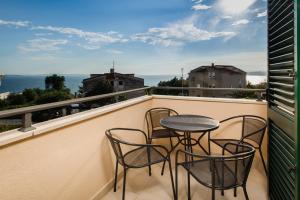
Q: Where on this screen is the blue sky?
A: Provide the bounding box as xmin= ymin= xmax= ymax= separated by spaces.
xmin=0 ymin=0 xmax=267 ymax=75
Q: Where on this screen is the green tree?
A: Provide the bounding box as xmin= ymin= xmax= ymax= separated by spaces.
xmin=36 ymin=90 xmax=72 ymax=104
xmin=232 ymin=81 xmax=267 ymax=99
xmin=45 ymin=74 xmax=66 ymax=90
xmin=0 ymin=99 xmax=8 ymax=109
xmin=23 ymin=88 xmax=38 ymax=102
xmin=7 ymin=93 xmax=26 ymax=105
xmin=154 ymin=77 xmax=188 ymax=95
xmin=0 ymin=76 xmax=73 ymax=111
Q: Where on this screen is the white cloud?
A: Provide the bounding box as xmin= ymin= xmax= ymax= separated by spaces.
xmin=192 ymin=0 xmax=203 ymax=3
xmin=191 ymin=0 xmax=211 ymax=10
xmin=31 ymin=25 xmax=127 ymax=48
xmin=0 ymin=18 xmax=128 ymax=50
xmin=222 ymin=16 xmax=233 ymax=19
xmin=257 ymin=10 xmax=267 ymax=17
xmin=76 ymin=43 xmax=102 ymax=50
xmin=132 ymin=21 xmax=236 ymax=47
xmin=232 ymin=19 xmax=250 ymax=26
xmin=34 ymin=33 xmax=53 ymax=36
xmin=192 ymin=4 xmax=211 ymax=10
xmin=29 ymin=54 xmax=57 ymax=61
xmin=0 ymin=19 xmax=30 ymax=27
xmin=215 ymin=0 xmax=257 ymax=16
xmin=18 ymin=38 xmax=68 ymax=52
xmin=106 ymin=49 xmax=123 ymax=54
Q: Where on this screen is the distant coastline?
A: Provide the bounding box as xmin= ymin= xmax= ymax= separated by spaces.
xmin=247 ymin=71 xmax=267 ymax=76
xmin=0 ymin=74 xmax=267 ymax=94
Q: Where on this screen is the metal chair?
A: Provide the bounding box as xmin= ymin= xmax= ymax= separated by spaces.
xmin=210 ymin=115 xmax=267 ymax=175
xmin=145 ymin=108 xmax=183 ymax=175
xmin=175 ymin=143 xmax=255 ymax=200
xmin=145 ymin=108 xmax=181 ymax=150
xmin=105 ymin=128 xmax=175 ymax=200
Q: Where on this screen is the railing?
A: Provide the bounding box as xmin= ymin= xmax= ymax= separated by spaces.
xmin=153 ymin=86 xmax=265 ymax=92
xmin=152 ymin=86 xmax=266 ymax=100
xmin=0 ymin=86 xmax=266 ymax=132
xmin=0 ymin=87 xmax=151 ymax=132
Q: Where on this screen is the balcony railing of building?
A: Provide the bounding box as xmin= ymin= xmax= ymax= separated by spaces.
xmin=0 ymin=87 xmax=266 ymax=133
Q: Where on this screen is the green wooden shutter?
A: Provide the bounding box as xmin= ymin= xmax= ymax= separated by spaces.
xmin=268 ymin=0 xmax=295 ymax=116
xmin=268 ymin=0 xmax=297 ymax=200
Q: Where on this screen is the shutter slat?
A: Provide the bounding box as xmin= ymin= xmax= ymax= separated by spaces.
xmin=269 ymin=0 xmax=289 ymax=19
xmin=269 ymin=36 xmax=293 ymax=51
xmin=269 ymin=2 xmax=293 ymax=28
xmin=270 ymin=94 xmax=295 ymax=105
xmin=269 ymin=52 xmax=294 ymax=63
xmin=269 ymin=76 xmax=294 ymax=81
xmin=269 ymin=88 xmax=294 ymax=97
xmin=269 ymin=28 xmax=293 ymax=45
xmin=268 ymin=0 xmax=295 ymax=116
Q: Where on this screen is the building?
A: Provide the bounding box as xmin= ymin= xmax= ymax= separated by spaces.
xmin=0 ymin=92 xmax=10 ymax=100
xmin=188 ymin=63 xmax=246 ymax=97
xmin=82 ymin=68 xmax=144 ymax=96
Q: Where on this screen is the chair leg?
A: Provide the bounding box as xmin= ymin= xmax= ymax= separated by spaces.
xmin=168 ymin=158 xmax=176 ymax=199
xmin=221 ymin=190 xmax=224 ymax=196
xmin=122 ymin=168 xmax=127 ymax=200
xmin=161 ymin=160 xmax=166 ymax=175
xmin=170 ymin=137 xmax=174 ymax=150
xmin=259 ymin=148 xmax=268 ymax=176
xmin=148 ymin=165 xmax=152 ymax=176
xmin=208 ymin=131 xmax=211 ymax=155
xmin=162 ymin=137 xmax=174 ymax=176
xmin=243 ymin=186 xmax=249 ymax=200
xmin=212 ymin=188 xmax=215 ymax=200
xmin=234 ymin=187 xmax=237 ymax=197
xmin=187 ymin=170 xmax=191 ymax=200
xmin=175 ymin=163 xmax=179 ymax=200
xmin=114 ymin=161 xmax=118 ymax=192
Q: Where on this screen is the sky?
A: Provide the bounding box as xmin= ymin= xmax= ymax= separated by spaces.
xmin=0 ymin=0 xmax=267 ymax=75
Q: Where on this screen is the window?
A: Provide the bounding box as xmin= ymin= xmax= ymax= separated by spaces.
xmin=212 ymin=72 xmax=215 ymax=78
xmin=191 ymin=77 xmax=195 ymax=84
xmin=119 ymin=81 xmax=123 ymax=85
xmin=208 ymin=71 xmax=215 ymax=79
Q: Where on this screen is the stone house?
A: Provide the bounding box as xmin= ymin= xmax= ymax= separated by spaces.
xmin=82 ymin=68 xmax=144 ymax=97
xmin=188 ymin=63 xmax=246 ymax=97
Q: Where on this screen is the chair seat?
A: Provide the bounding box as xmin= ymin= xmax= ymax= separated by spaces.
xmin=182 ymin=159 xmax=243 ymax=189
xmin=151 ymin=129 xmax=181 ymax=139
xmin=124 ymin=146 xmax=165 ymax=168
xmin=211 ymin=139 xmax=258 ymax=154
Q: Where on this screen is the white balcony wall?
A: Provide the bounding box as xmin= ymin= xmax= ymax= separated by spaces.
xmin=0 ymin=95 xmax=267 ymax=200
xmin=0 ymin=96 xmax=152 ymax=200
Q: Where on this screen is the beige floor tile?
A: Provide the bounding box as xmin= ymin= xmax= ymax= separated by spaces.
xmin=102 ymin=155 xmax=267 ymax=200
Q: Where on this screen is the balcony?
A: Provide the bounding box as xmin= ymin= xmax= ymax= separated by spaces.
xmin=0 ymin=93 xmax=267 ymax=200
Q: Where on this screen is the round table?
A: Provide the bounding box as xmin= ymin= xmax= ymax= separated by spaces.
xmin=160 ymin=115 xmax=219 ymax=155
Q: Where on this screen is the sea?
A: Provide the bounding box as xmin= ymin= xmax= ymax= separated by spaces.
xmin=0 ymin=74 xmax=267 ymax=94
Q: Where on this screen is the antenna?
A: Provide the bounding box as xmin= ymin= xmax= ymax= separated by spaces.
xmin=181 ymin=68 xmax=184 ymax=96
xmin=0 ymin=72 xmax=4 ymax=87
xmin=110 ymin=60 xmax=115 ymax=74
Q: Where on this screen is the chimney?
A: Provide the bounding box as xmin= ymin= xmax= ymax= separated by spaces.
xmin=211 ymin=63 xmax=215 ymax=67
xmin=110 ymin=68 xmax=114 ymax=74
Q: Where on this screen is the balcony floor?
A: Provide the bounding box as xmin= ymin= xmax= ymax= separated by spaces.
xmin=102 ymin=155 xmax=267 ymax=200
